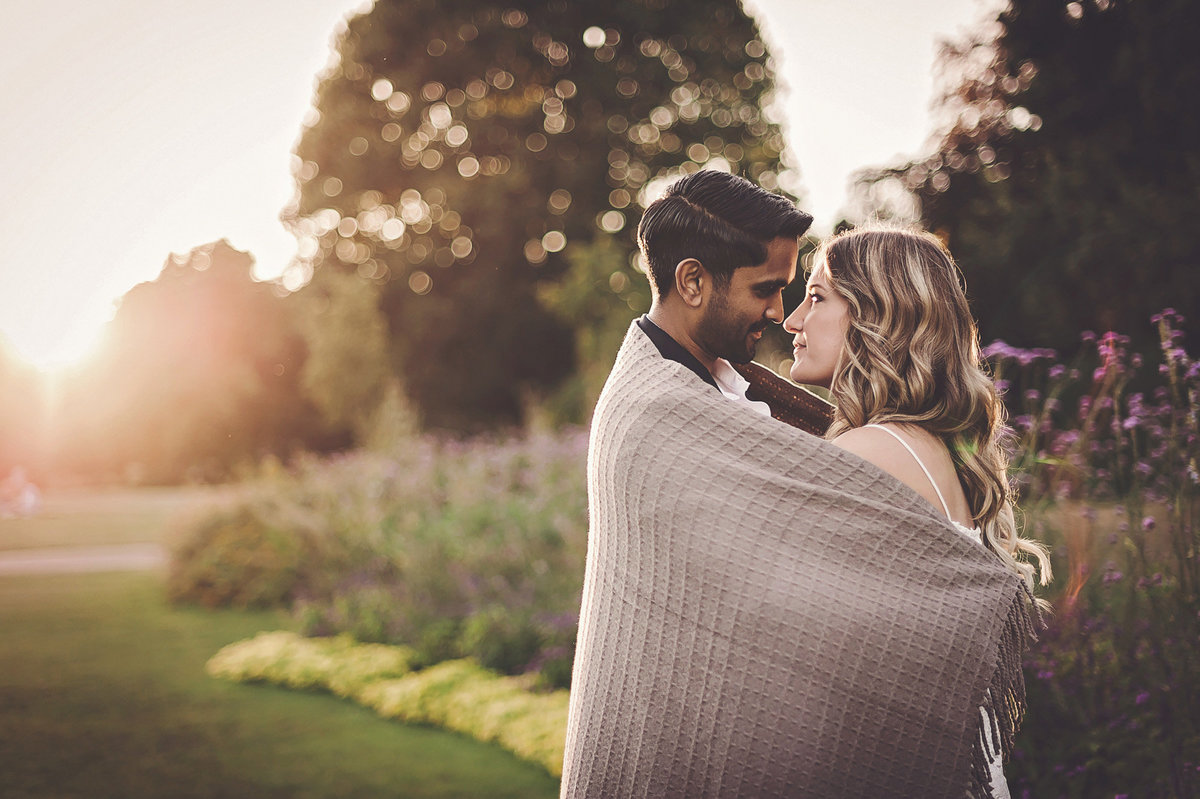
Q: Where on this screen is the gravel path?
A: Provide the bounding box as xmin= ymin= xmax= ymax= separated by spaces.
xmin=0 ymin=543 xmax=166 ymax=575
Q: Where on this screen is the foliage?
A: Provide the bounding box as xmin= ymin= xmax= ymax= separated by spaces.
xmin=170 ymin=429 xmax=588 ymax=685
xmin=208 ymin=631 xmax=570 ymax=777
xmin=166 ymin=503 xmax=315 ymax=608
xmin=287 ymin=0 xmax=797 ymax=429
xmin=859 ymin=0 xmax=1200 ymax=352
xmin=50 ymin=240 xmax=328 ymax=484
xmin=206 ymin=630 xmax=416 ymax=697
xmin=985 ymin=310 xmax=1199 ymax=797
xmin=294 ymin=268 xmax=397 ymax=442
xmin=537 ymin=236 xmax=651 ymax=419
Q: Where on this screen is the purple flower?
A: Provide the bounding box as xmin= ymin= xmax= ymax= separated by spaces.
xmin=1142 ymin=516 xmax=1156 ymax=531
xmin=1049 ymin=364 xmax=1066 ymax=379
xmin=1135 ymin=691 xmax=1150 ymax=705
xmin=982 ymin=339 xmax=1012 ymax=359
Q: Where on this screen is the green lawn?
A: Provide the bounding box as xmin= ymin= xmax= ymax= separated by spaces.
xmin=0 ymin=490 xmax=560 ymax=798
xmin=0 ymin=486 xmax=223 ymax=551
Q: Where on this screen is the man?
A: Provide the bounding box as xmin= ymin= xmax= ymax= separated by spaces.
xmin=631 ymin=170 xmax=831 ymax=433
xmin=561 ymin=172 xmax=1036 ymax=798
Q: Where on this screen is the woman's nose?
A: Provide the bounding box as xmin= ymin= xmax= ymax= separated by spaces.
xmin=783 ymin=305 xmax=803 ymax=333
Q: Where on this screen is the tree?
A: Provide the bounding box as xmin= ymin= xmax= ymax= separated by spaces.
xmin=55 ymin=241 xmax=318 ymax=482
xmin=287 ymin=0 xmax=798 ymax=428
xmin=295 ymin=267 xmax=416 ymax=444
xmin=861 ymin=0 xmax=1200 ymax=351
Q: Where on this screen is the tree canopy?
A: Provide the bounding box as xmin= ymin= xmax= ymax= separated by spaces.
xmin=287 ymin=0 xmax=797 ymax=428
xmin=862 ymin=0 xmax=1200 ymax=351
xmin=54 ymin=241 xmax=319 ymax=483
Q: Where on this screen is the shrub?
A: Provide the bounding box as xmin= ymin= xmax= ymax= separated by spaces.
xmin=208 ymin=633 xmax=569 ymax=777
xmin=172 ymin=429 xmax=588 ymax=685
xmin=167 ymin=505 xmax=314 ymax=608
xmin=459 ymin=606 xmax=544 ymax=676
xmin=206 ymin=630 xmax=416 ymax=698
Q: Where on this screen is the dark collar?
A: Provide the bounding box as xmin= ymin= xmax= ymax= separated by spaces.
xmin=636 ymin=315 xmax=719 ymax=390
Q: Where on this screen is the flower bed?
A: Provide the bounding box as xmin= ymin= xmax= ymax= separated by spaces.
xmin=208 ymin=632 xmax=569 ymax=776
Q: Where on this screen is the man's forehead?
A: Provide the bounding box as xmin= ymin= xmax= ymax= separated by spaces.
xmin=740 ymin=250 xmax=798 ymax=282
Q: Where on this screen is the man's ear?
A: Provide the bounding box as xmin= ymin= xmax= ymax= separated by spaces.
xmin=674 ymin=258 xmax=707 ymax=308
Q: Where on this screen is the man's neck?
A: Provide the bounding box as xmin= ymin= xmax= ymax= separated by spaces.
xmin=646 ymin=305 xmax=719 ymax=374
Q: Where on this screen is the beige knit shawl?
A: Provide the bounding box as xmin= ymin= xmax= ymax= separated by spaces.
xmin=561 ymin=323 xmax=1036 ymax=799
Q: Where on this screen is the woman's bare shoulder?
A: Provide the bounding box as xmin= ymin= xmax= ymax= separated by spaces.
xmin=831 ymin=425 xmax=916 ymax=477
xmin=832 ymin=424 xmax=951 ymax=515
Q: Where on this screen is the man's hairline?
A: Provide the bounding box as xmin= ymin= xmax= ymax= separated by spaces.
xmin=652 ymin=235 xmax=801 ymax=301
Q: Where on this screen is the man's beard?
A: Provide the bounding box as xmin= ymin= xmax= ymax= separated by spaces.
xmin=701 ymin=294 xmax=766 ymax=364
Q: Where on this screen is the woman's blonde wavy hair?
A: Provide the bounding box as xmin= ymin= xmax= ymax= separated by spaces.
xmin=818 ymin=226 xmax=1051 ymax=597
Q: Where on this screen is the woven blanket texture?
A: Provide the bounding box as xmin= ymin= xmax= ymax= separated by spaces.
xmin=561 ymin=322 xmax=1035 ymax=799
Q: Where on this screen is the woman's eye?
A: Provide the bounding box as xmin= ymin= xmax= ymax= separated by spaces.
xmin=808 ymin=292 xmax=821 ymax=303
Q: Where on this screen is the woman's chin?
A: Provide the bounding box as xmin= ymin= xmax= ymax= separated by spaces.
xmin=790 ymin=365 xmax=829 ymax=389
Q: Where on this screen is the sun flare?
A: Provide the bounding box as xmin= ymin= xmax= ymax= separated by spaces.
xmin=1 ymin=322 xmax=106 ymax=374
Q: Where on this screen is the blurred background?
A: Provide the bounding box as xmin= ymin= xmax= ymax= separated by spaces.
xmin=0 ymin=0 xmax=1002 ymax=481
xmin=1 ymin=1 xmax=1197 ymax=796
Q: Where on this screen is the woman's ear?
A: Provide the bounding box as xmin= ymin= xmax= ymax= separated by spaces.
xmin=674 ymin=258 xmax=707 ymax=308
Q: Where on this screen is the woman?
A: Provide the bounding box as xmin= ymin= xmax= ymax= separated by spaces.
xmin=783 ymin=226 xmax=1052 ymax=798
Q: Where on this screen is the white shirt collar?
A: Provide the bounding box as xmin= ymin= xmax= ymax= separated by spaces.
xmin=709 ymin=359 xmax=773 ymax=418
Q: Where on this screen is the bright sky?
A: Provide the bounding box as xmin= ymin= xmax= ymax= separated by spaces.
xmin=0 ymin=0 xmax=993 ymax=370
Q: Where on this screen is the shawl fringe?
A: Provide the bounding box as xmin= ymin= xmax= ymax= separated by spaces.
xmin=966 ymin=585 xmax=1043 ymax=799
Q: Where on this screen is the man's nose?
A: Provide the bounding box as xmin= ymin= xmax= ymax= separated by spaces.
xmin=766 ymin=294 xmax=785 ymax=324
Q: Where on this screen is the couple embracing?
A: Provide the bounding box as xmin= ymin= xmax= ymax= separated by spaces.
xmin=560 ymin=171 xmax=1050 ymax=799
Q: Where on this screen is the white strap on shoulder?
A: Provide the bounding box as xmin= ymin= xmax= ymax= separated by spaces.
xmin=862 ymin=424 xmax=953 ymax=520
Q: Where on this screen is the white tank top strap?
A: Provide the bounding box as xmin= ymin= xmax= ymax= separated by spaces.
xmin=862 ymin=424 xmax=954 ymax=520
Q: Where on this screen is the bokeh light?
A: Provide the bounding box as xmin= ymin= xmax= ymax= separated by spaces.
xmin=408 ymin=270 xmax=433 ymax=295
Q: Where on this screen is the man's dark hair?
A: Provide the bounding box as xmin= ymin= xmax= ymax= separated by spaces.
xmin=636 ymin=171 xmax=813 ymax=301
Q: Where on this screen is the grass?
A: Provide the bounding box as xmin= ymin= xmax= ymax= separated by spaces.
xmin=0 ymin=488 xmax=560 ymax=799
xmin=0 ymin=486 xmax=224 ymax=551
